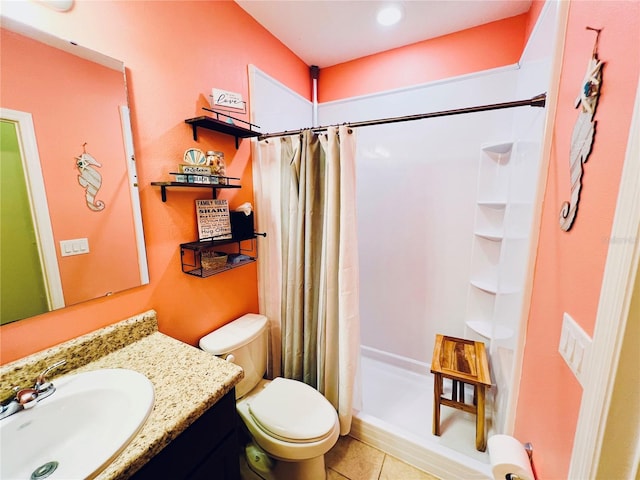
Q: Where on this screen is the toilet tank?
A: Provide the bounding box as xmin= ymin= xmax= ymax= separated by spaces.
xmin=199 ymin=313 xmax=268 ymax=399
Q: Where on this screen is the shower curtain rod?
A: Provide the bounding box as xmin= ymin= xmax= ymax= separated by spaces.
xmin=257 ymin=93 xmax=547 ymax=140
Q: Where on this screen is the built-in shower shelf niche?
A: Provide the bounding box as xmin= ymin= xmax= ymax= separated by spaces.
xmin=474 ymin=230 xmax=528 ymax=243
xmin=473 ymin=229 xmax=504 ymax=241
xmin=470 ymin=278 xmax=519 ymax=295
xmin=465 ymin=319 xmax=513 ymax=341
xmin=465 ymin=137 xmax=541 ymax=437
xmin=474 ymin=204 xmax=507 ymax=240
xmin=477 ymin=142 xmax=514 ymax=203
xmin=477 ymin=200 xmax=507 ymax=208
xmin=481 ymin=141 xmax=514 ymax=157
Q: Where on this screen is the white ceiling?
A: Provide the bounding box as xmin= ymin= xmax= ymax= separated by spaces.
xmin=235 ymin=0 xmax=533 ymax=68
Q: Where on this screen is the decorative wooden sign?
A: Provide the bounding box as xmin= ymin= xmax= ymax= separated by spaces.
xmin=196 ymin=198 xmax=232 ymax=241
xmin=211 ymin=88 xmax=245 ymax=111
xmin=178 ymin=164 xmax=212 ymax=175
xmin=559 ymin=27 xmax=604 ymax=231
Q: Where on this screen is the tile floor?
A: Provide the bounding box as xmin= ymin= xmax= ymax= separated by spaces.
xmin=240 ymin=353 xmax=492 ymax=480
xmin=325 ymin=435 xmax=441 ymax=480
xmin=239 ymin=434 xmax=441 ymax=480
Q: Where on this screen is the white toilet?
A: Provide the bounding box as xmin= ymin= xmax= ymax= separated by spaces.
xmin=200 ymin=313 xmax=340 ymax=480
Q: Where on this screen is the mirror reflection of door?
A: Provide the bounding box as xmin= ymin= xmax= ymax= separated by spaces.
xmin=1 ymin=112 xmax=63 ymax=324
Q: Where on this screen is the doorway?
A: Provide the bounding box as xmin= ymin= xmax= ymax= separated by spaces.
xmin=0 ymin=109 xmax=63 ymax=324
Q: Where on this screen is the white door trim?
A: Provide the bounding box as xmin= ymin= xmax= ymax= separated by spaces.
xmin=1 ymin=108 xmax=64 ymax=310
xmin=569 ymin=75 xmax=640 ymax=478
xmin=119 ymin=105 xmax=149 ymax=285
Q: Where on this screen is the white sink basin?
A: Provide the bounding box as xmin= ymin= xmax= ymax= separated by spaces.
xmin=0 ymin=368 xmax=154 ymax=480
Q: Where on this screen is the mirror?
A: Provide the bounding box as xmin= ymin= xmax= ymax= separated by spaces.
xmin=0 ymin=17 xmax=149 ymax=325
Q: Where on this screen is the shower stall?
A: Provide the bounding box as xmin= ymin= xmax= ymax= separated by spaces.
xmin=249 ymin=3 xmax=559 ymax=477
xmin=319 ymin=68 xmax=550 ymax=479
xmin=318 ymin=5 xmax=557 ymax=478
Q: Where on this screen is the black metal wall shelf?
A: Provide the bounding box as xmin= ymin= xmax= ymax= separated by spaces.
xmin=152 ymin=147 xmax=263 ymax=278
xmin=185 ymin=116 xmax=260 ymax=148
xmin=180 ymin=237 xmax=259 ymax=278
xmin=150 ymin=181 xmax=240 ymax=202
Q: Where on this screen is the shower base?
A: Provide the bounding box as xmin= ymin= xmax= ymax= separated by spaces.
xmin=353 ymin=354 xmax=493 ymax=479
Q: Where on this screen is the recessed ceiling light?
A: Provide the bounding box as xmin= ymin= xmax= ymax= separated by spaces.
xmin=377 ymin=4 xmax=403 ymax=26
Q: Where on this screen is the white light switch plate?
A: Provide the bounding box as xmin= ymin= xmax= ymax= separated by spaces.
xmin=559 ymin=312 xmax=592 ymax=386
xmin=60 ymin=238 xmax=89 ymax=257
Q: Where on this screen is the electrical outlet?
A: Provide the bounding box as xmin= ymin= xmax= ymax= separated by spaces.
xmin=559 ymin=312 xmax=592 ymax=386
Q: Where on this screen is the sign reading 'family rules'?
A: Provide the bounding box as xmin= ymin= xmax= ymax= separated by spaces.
xmin=196 ymin=199 xmax=232 ymax=241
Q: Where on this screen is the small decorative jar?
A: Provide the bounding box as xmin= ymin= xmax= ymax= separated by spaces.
xmin=207 ymin=151 xmax=226 ymax=184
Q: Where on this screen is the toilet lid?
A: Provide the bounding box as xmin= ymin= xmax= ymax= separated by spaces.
xmin=248 ymin=377 xmax=337 ymax=443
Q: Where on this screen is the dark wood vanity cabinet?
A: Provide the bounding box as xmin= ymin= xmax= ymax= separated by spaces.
xmin=131 ymin=388 xmax=240 ymax=480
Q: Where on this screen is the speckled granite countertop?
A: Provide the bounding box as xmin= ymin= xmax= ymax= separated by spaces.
xmin=0 ymin=310 xmax=244 ymax=479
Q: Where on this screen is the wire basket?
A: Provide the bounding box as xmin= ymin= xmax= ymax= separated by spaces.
xmin=201 ymin=251 xmax=228 ymax=271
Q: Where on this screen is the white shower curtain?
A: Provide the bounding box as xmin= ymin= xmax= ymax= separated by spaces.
xmin=252 ymin=125 xmax=360 ymax=434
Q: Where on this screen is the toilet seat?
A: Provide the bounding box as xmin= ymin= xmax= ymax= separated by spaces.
xmin=248 ymin=377 xmax=337 ymax=444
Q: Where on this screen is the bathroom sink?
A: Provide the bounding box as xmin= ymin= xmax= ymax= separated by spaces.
xmin=0 ymin=368 xmax=154 ymax=480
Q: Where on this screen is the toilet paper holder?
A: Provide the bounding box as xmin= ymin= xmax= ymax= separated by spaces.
xmin=504 ymin=442 xmax=537 ymax=480
xmin=489 ymin=435 xmax=538 ymax=480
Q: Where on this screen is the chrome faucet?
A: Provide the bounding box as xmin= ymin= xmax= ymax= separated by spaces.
xmin=0 ymin=360 xmax=66 ymax=420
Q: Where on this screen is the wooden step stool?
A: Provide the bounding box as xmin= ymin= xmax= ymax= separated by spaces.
xmin=430 ymin=334 xmax=491 ymax=451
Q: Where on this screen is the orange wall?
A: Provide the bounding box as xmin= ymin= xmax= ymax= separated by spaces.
xmin=319 ymin=14 xmax=528 ymax=103
xmin=1 ymin=28 xmax=140 ymax=306
xmin=525 ymin=0 xmax=546 ymax=43
xmin=3 ymin=5 xmax=638 ymax=479
xmin=0 ymin=0 xmax=310 ymax=363
xmin=515 ymin=1 xmax=640 ymax=478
